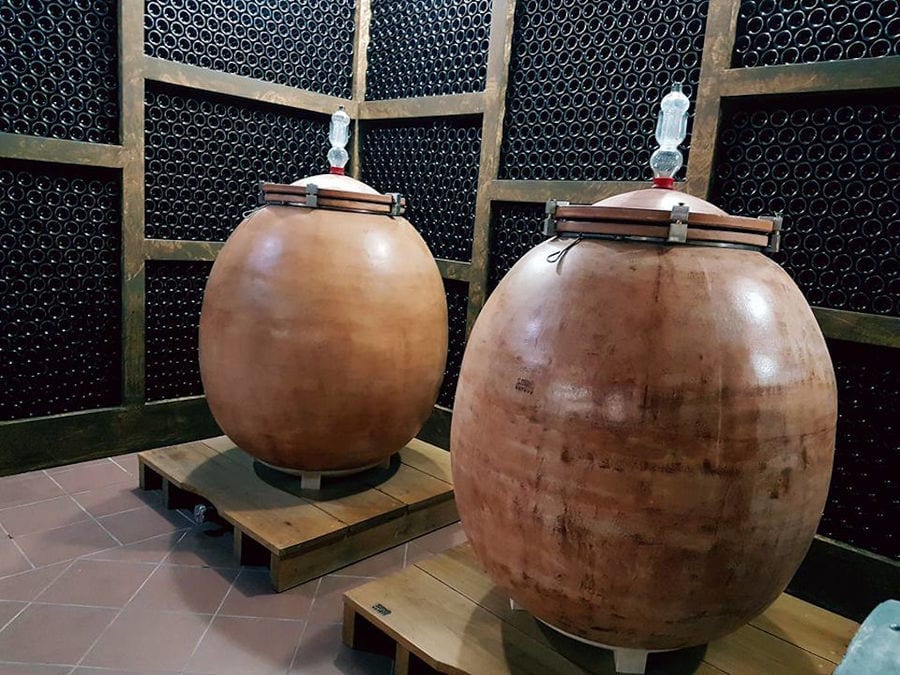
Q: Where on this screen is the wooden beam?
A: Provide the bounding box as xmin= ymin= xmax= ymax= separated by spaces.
xmin=488 ymin=180 xmax=647 ymax=204
xmin=814 ymin=307 xmax=900 ymax=349
xmin=788 ymin=535 xmax=900 ymax=623
xmin=468 ymin=0 xmax=517 ymax=335
xmin=119 ymin=0 xmax=146 ymax=406
xmin=683 ymin=0 xmax=741 ymax=199
xmin=436 ymin=259 xmax=473 ymax=283
xmin=144 ymin=239 xmax=225 ymax=262
xmin=144 ymin=57 xmax=356 ymax=118
xmin=349 ymin=0 xmax=371 ymax=179
xmin=359 ymin=93 xmax=485 ymax=120
xmin=719 ymin=56 xmax=900 ymax=97
xmin=0 ymin=398 xmax=221 ymax=475
xmin=0 ymin=132 xmax=124 ymax=168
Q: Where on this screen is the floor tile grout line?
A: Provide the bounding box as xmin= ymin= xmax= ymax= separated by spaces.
xmin=0 ymin=527 xmax=191 ymax=582
xmin=43 ymin=458 xmax=116 ymax=476
xmin=108 ymin=456 xmax=134 ymax=476
xmin=0 ymin=518 xmax=36 ymax=571
xmin=286 ymin=576 xmax=323 ymax=674
xmin=42 ymin=473 xmax=126 ymax=547
xmin=179 ymin=563 xmax=245 ymax=673
xmin=0 ymin=478 xmax=140 ymax=515
xmin=67 ymin=528 xmax=193 ymax=675
xmin=0 ymin=555 xmax=80 ymax=636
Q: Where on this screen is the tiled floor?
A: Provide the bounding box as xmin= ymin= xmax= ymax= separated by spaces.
xmin=0 ymin=452 xmax=467 ymax=674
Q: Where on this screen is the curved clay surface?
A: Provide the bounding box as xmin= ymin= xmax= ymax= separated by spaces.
xmin=200 ymin=186 xmax=447 ymax=472
xmin=451 ymin=234 xmax=836 ymax=650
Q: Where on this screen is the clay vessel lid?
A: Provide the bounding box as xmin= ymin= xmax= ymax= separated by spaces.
xmin=546 ymin=85 xmax=781 ymax=251
xmin=258 ymin=107 xmax=405 ymax=216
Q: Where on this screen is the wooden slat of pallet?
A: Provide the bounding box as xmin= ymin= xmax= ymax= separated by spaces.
xmin=704 ymin=624 xmax=836 ymax=675
xmin=200 ymin=435 xmax=452 ymax=526
xmin=344 ymin=544 xmax=857 ymax=674
xmin=362 ymin=461 xmax=453 ymax=510
xmin=272 ymin=498 xmax=459 ymax=593
xmin=748 ymin=594 xmax=857 ymax=665
xmin=402 ymin=439 xmax=453 ymax=483
xmin=344 ymin=564 xmax=588 ymax=675
xmin=141 ymin=436 xmax=459 ymax=592
xmin=140 ymin=442 xmax=346 ymax=553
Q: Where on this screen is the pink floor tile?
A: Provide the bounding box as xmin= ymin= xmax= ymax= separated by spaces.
xmin=0 ymin=600 xmax=26 ymax=627
xmin=86 ymin=530 xmax=185 ymax=563
xmin=12 ymin=520 xmax=118 ymax=567
xmin=0 ymin=496 xmax=89 ymax=537
xmin=219 ymin=569 xmax=315 ymax=620
xmin=0 ymin=665 xmax=71 ymax=674
xmin=129 ymin=565 xmax=237 ymax=614
xmin=50 ymin=463 xmax=133 ymax=494
xmin=163 ymin=526 xmax=241 ymax=569
xmin=0 ymin=539 xmax=31 ymax=577
xmin=45 ymin=459 xmax=111 ymax=475
xmin=185 ymin=615 xmax=305 ymax=675
xmin=96 ymin=505 xmax=191 ymax=545
xmin=72 ymin=669 xmax=178 ymax=675
xmin=0 ymin=604 xmax=116 ymax=665
xmin=307 ymin=576 xmax=371 ymax=625
xmin=80 ymin=608 xmax=210 ymax=672
xmin=291 ymin=622 xmax=393 ymax=675
xmin=35 ymin=559 xmax=156 ymax=607
xmin=0 ymin=563 xmax=69 ymax=601
xmin=0 ymin=473 xmax=64 ymax=509
xmin=331 ymin=545 xmax=406 ymax=578
xmin=108 ymin=452 xmax=141 ymax=476
xmin=72 ymin=483 xmax=162 ymax=518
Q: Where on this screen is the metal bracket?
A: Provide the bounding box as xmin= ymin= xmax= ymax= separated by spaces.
xmin=305 ymin=182 xmax=318 ymax=208
xmin=668 ymin=203 xmax=689 ymax=243
xmin=765 ymin=214 xmax=783 ymax=253
xmin=544 ymin=199 xmax=568 ymax=236
xmin=387 ymin=193 xmax=405 ymax=216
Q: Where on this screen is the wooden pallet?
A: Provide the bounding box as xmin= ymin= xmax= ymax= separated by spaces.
xmin=343 ymin=543 xmax=859 ymax=674
xmin=138 ymin=436 xmax=457 ymax=591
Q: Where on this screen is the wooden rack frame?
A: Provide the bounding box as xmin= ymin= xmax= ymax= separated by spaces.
xmin=1 ymin=0 xmax=898 ymax=473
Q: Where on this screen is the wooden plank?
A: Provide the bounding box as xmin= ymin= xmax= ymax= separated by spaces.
xmin=788 ymin=536 xmax=900 ymax=624
xmin=401 ymin=440 xmax=452 ymax=484
xmin=359 ymin=93 xmax=485 ymax=120
xmin=364 ymin=462 xmax=453 ymax=510
xmin=467 ymin=0 xmax=517 ymax=336
xmin=436 ymin=259 xmax=473 ymax=283
xmin=682 ymin=0 xmax=741 ymax=199
xmin=487 ymin=180 xmax=647 ymax=205
xmin=144 ymin=56 xmax=355 ymax=117
xmin=813 ymin=308 xmax=900 ymax=349
xmin=119 ymin=0 xmax=147 ymax=406
xmin=719 ymin=56 xmax=900 ymax=97
xmin=349 ymin=0 xmax=370 ymax=180
xmin=199 ymin=436 xmax=451 ymax=524
xmin=0 ymin=397 xmax=221 ymax=476
xmin=253 ymin=460 xmax=409 ymax=530
xmin=704 ymin=623 xmax=836 ymax=674
xmin=140 ymin=442 xmax=347 ymax=553
xmin=344 ymin=564 xmax=588 ymax=675
xmin=144 ymin=239 xmax=224 ymax=262
xmin=0 ymin=132 xmax=124 ymax=168
xmin=272 ymin=498 xmax=458 ymax=592
xmin=346 ymin=543 xmax=854 ymax=674
xmin=749 ymin=594 xmax=857 ymax=665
